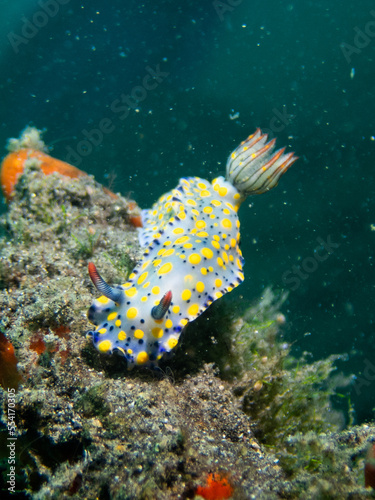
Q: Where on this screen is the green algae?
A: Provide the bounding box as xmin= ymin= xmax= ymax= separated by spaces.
xmin=75 ymin=385 xmax=110 ymax=418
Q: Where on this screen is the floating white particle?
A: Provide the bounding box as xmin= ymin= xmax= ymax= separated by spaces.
xmin=229 ymin=111 xmax=240 ymax=120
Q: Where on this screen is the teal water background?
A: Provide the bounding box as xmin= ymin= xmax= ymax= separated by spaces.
xmin=1 ymin=0 xmax=374 ymax=423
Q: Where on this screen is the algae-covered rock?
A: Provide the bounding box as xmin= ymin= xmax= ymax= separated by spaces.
xmin=0 ymin=163 xmax=374 ymax=499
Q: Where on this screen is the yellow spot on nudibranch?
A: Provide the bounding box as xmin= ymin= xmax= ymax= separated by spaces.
xmin=201 ymin=247 xmax=213 ymax=259
xmin=118 ymin=331 xmax=126 ymax=341
xmin=136 ymin=351 xmax=149 ymax=364
xmin=218 ymin=187 xmax=228 ymax=197
xmin=188 ymin=304 xmax=199 ymax=316
xmin=151 ymin=327 xmax=164 ymax=339
xmin=173 ymin=227 xmax=184 ymax=234
xmin=137 ymin=272 xmax=148 ymax=285
xmin=180 ymin=318 xmax=188 ymax=326
xmin=151 ymin=286 xmax=160 ymax=295
xmin=188 ymin=253 xmax=201 ymax=265
xmin=167 ymin=338 xmax=178 ymax=349
xmin=98 ymin=328 xmax=107 ymax=334
xmin=107 ymin=312 xmax=117 ymax=321
xmin=175 ymin=235 xmax=190 ymax=245
xmin=134 ymin=329 xmax=144 ymax=339
xmin=172 ymin=305 xmax=180 ymax=314
xmin=158 ymin=262 xmax=173 ymax=275
xmin=196 ymin=281 xmax=205 ymax=293
xmin=98 ymin=296 xmax=109 ymax=304
xmin=125 ymin=287 xmax=137 ymax=297
xmin=195 ymin=220 xmax=206 ymax=229
xmin=163 ymin=248 xmax=175 ymax=257
xmin=222 ymin=218 xmax=232 ymax=229
xmin=165 ymin=319 xmax=173 ymax=329
xmin=200 ymin=190 xmax=211 ymax=197
xmin=181 ymin=289 xmax=192 ymax=301
xmin=126 ymin=307 xmax=138 ymax=319
xmin=203 ymin=206 xmax=213 ymax=214
xmin=98 ymin=340 xmax=112 ymax=352
xmin=215 ymin=278 xmax=222 ymax=288
xmin=115 ymin=319 xmax=121 ymax=327
xmin=211 ymin=240 xmax=220 ymax=250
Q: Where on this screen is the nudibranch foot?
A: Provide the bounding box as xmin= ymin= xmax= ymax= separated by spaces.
xmin=87 ymin=129 xmax=298 ymax=368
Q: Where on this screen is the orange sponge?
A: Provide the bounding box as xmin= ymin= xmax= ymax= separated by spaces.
xmin=0 ymin=148 xmax=86 ymax=202
xmin=1 ymin=127 xmax=142 ymax=227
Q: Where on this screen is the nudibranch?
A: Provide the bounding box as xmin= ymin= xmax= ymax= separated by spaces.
xmin=87 ymin=129 xmax=298 ymax=368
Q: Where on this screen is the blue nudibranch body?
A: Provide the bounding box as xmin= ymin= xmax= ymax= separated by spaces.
xmin=87 ymin=129 xmax=298 ymax=368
